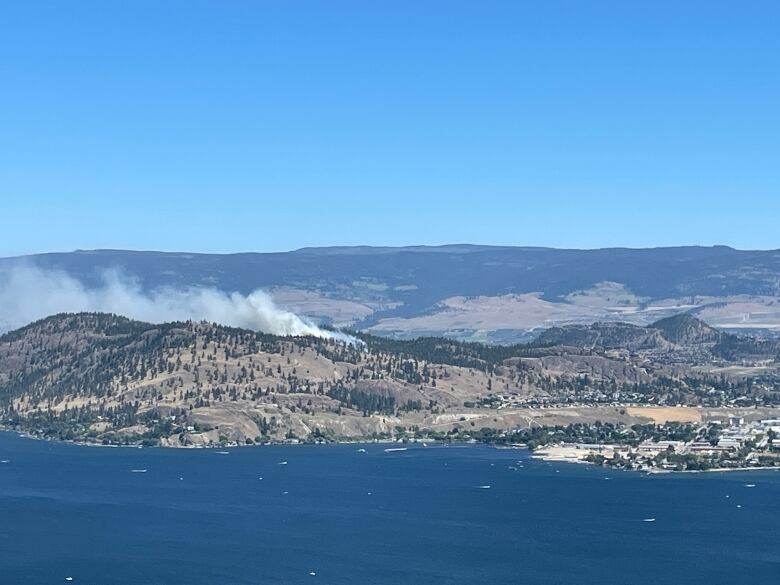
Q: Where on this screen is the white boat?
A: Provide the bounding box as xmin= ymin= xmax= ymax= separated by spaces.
xmin=278 ymin=461 xmax=288 ymax=465
xmin=744 ymin=484 xmax=756 ymax=488
xmin=357 ymin=448 xmax=366 ymax=453
xmin=130 ymin=469 xmax=147 ymax=473
xmin=643 ymin=518 xmax=656 ymax=522
xmin=476 ymin=485 xmax=491 ymax=489
xmin=383 ymin=447 xmax=407 ymax=453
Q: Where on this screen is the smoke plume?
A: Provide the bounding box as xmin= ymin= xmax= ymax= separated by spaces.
xmin=0 ymin=263 xmax=357 ymax=344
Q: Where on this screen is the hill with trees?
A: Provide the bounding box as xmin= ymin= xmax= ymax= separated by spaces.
xmin=2 ymin=312 xmax=780 ymax=447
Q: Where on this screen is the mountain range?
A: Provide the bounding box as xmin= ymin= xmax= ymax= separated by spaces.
xmin=2 ymin=245 xmax=780 ymax=342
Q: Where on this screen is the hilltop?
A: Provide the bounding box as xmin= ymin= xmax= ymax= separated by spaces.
xmin=534 ymin=313 xmax=721 ymax=351
xmin=1 ymin=312 xmax=779 ymax=447
xmin=534 ymin=313 xmax=780 ymax=361
xmin=650 ymin=313 xmax=722 ymax=344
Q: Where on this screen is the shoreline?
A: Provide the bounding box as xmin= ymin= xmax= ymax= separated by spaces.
xmin=646 ymin=465 xmax=780 ymax=474
xmin=532 ymin=444 xmax=780 ymax=474
xmin=0 ymin=427 xmax=438 ymax=450
xmin=3 ymin=429 xmax=780 ymax=475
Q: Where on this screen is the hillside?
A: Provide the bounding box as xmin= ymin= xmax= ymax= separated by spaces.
xmin=649 ymin=313 xmax=722 ymax=344
xmin=2 ymin=313 xmax=780 ymax=447
xmin=534 ymin=322 xmax=669 ymax=351
xmin=533 ymin=313 xmax=780 ymax=362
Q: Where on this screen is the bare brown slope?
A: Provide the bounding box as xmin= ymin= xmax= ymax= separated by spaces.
xmin=1 ymin=313 xmax=776 ymax=447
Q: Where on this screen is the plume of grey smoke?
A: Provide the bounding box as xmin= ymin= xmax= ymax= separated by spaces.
xmin=0 ymin=263 xmax=358 ymax=344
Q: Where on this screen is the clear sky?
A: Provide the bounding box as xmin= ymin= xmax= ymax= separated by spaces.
xmin=1 ymin=1 xmax=779 ymax=256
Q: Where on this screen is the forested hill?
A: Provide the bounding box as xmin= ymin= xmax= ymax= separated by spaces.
xmin=532 ymin=313 xmax=780 ymax=360
xmin=1 ymin=312 xmax=779 ymax=447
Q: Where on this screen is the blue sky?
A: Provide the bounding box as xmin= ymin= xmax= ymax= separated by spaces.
xmin=1 ymin=1 xmax=778 ymax=255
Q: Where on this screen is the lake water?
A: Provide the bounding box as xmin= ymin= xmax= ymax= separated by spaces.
xmin=1 ymin=432 xmax=779 ymax=585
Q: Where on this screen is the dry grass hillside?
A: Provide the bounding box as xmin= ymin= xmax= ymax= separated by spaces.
xmin=1 ymin=313 xmax=778 ymax=447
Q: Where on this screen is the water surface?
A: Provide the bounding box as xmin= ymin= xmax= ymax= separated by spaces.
xmin=1 ymin=433 xmax=778 ymax=584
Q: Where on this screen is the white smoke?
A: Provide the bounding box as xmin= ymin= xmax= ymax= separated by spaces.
xmin=0 ymin=263 xmax=358 ymax=344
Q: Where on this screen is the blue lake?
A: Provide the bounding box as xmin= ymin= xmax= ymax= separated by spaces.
xmin=1 ymin=432 xmax=779 ymax=584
